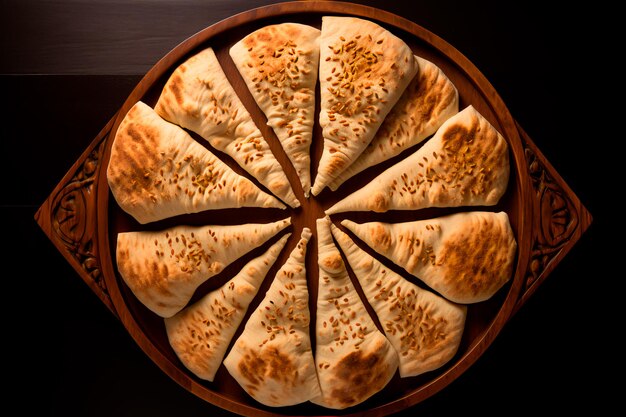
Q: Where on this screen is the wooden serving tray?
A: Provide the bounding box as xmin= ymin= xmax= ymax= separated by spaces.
xmin=35 ymin=2 xmax=591 ymax=416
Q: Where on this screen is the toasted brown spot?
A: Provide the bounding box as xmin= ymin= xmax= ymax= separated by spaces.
xmin=246 ymin=266 xmax=258 ymax=277
xmin=168 ymin=74 xmax=185 ymax=106
xmin=320 ymin=251 xmax=344 ymax=274
xmin=441 ymin=123 xmax=477 ymax=149
xmin=369 ymin=223 xmax=392 ymax=252
xmin=245 ymin=30 xmax=273 ymax=46
xmin=116 ymin=238 xmax=171 ymax=297
xmin=239 ymin=353 xmax=264 ymax=387
xmin=439 ymin=216 xmax=515 ymax=301
xmin=238 ymin=346 xmax=299 ymax=394
xmin=109 ymin=122 xmax=161 ymax=195
xmin=327 ymin=154 xmax=346 ymax=173
xmin=368 ymin=192 xmax=389 ymax=212
xmin=328 ymin=343 xmax=392 ymax=407
xmin=235 ymin=179 xmax=255 ymax=205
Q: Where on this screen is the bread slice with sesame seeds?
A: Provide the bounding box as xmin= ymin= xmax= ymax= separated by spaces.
xmin=230 ymin=23 xmax=320 ymax=197
xmin=154 ymin=47 xmax=300 ymax=208
xmin=311 ymin=16 xmax=419 ymax=195
xmin=340 ymin=211 xmax=517 ymax=304
xmin=116 ymin=217 xmax=291 ymax=318
xmin=164 ymin=233 xmax=290 ymax=382
xmin=328 ymin=56 xmax=459 ymax=191
xmin=331 ymin=224 xmax=466 ymax=378
xmin=224 ymin=228 xmax=321 ymax=407
xmin=312 ymin=217 xmax=397 ymax=409
xmin=325 ymin=106 xmax=509 ymax=214
xmin=107 ymin=101 xmax=285 ymax=224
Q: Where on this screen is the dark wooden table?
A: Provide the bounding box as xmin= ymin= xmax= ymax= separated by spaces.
xmin=2 ymin=1 xmax=607 ymax=415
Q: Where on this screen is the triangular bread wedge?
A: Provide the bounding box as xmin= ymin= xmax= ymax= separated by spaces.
xmin=230 ymin=23 xmax=320 ymax=197
xmin=326 ymin=106 xmax=509 ymax=214
xmin=341 ymin=212 xmax=516 ymax=304
xmin=116 ymin=218 xmax=291 ymax=318
xmin=154 ymin=48 xmax=299 ymax=208
xmin=223 ymin=228 xmax=320 ymax=406
xmin=107 ymin=102 xmax=284 ymax=224
xmin=312 ymin=217 xmax=398 ymax=409
xmin=328 ymin=56 xmax=459 ymax=191
xmin=311 ymin=16 xmax=419 ymax=195
xmin=331 ymin=225 xmax=466 ymax=377
xmin=164 ymin=234 xmax=290 ymax=382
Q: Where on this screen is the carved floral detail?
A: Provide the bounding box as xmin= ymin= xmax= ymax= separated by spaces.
xmin=525 ymin=147 xmax=579 ymax=288
xmin=51 ymin=141 xmax=107 ymax=293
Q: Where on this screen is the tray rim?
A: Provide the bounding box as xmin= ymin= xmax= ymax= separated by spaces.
xmin=94 ymin=1 xmax=532 ymax=415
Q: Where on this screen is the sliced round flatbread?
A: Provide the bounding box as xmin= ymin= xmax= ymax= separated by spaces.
xmin=312 ymin=217 xmax=398 ymax=409
xmin=340 ymin=211 xmax=516 ymax=304
xmin=165 ymin=234 xmax=290 ymax=382
xmin=223 ymin=228 xmax=320 ymax=407
xmin=107 ymin=102 xmax=284 ymax=224
xmin=326 ymin=106 xmax=509 ymax=214
xmin=312 ymin=16 xmax=419 ymax=195
xmin=154 ymin=47 xmax=299 ymax=208
xmin=331 ymin=224 xmax=466 ymax=377
xmin=116 ymin=218 xmax=291 ymax=318
xmin=230 ymin=23 xmax=320 ymax=197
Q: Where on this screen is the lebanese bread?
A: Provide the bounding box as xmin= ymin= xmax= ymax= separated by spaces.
xmin=230 ymin=23 xmax=320 ymax=197
xmin=311 ymin=217 xmax=398 ymax=409
xmin=328 ymin=56 xmax=458 ymax=191
xmin=223 ymin=228 xmax=320 ymax=406
xmin=116 ymin=218 xmax=291 ymax=318
xmin=154 ymin=47 xmax=299 ymax=207
xmin=326 ymin=106 xmax=509 ymax=214
xmin=341 ymin=211 xmax=516 ymax=304
xmin=311 ymin=16 xmax=419 ymax=195
xmin=107 ymin=102 xmax=284 ymax=224
xmin=164 ymin=234 xmax=290 ymax=381
xmin=331 ymin=224 xmax=466 ymax=377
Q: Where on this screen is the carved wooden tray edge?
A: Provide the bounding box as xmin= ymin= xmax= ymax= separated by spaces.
xmin=512 ymin=122 xmax=592 ymax=315
xmin=35 ymin=115 xmax=118 ymax=317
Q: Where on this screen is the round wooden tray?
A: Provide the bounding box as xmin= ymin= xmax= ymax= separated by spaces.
xmin=35 ymin=1 xmax=592 ymax=416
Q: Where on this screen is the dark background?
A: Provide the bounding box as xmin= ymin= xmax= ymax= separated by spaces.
xmin=1 ymin=0 xmax=610 ymax=415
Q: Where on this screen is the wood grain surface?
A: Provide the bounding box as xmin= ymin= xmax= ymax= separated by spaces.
xmin=2 ymin=1 xmax=607 ymax=416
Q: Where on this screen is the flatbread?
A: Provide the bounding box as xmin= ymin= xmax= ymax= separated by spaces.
xmin=164 ymin=234 xmax=290 ymax=382
xmin=154 ymin=47 xmax=299 ymax=208
xmin=328 ymin=56 xmax=459 ymax=191
xmin=116 ymin=218 xmax=291 ymax=318
xmin=326 ymin=106 xmax=509 ymax=214
xmin=107 ymin=102 xmax=284 ymax=224
xmin=331 ymin=225 xmax=466 ymax=377
xmin=312 ymin=217 xmax=398 ymax=409
xmin=230 ymin=23 xmax=320 ymax=197
xmin=341 ymin=211 xmax=516 ymax=304
xmin=223 ymin=228 xmax=320 ymax=406
xmin=311 ymin=16 xmax=419 ymax=195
